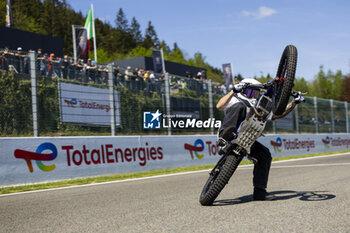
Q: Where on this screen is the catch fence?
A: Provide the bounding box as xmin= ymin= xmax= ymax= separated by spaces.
xmin=0 ymin=51 xmax=349 ymax=137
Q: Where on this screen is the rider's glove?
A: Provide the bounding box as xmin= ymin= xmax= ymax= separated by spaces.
xmin=293 ymin=91 xmax=305 ymax=104
xmin=232 ymin=84 xmax=244 ymax=93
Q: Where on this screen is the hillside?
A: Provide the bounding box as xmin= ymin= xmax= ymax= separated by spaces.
xmin=0 ymin=0 xmax=223 ymax=82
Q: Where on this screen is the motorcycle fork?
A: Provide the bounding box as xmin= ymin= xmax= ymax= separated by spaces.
xmin=209 ymin=154 xmax=227 ymax=177
xmin=209 ymin=152 xmax=241 ymax=177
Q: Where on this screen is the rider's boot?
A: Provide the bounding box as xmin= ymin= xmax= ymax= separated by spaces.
xmin=218 ymin=130 xmax=237 ymax=155
xmin=253 ymin=187 xmax=276 ymax=201
xmin=220 ymin=126 xmax=237 ymax=141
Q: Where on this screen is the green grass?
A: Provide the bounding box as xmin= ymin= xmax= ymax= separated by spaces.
xmin=1 ymin=150 xmax=349 ymax=195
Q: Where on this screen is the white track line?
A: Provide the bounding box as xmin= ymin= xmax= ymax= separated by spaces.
xmin=271 ymin=163 xmax=350 ymax=169
xmin=0 ymin=152 xmax=349 ymax=198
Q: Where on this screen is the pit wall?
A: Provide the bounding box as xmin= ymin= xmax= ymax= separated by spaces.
xmin=1 ymin=134 xmax=349 ymax=186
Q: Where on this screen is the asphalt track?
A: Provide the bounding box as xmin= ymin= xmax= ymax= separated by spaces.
xmin=0 ymin=153 xmax=349 ymax=233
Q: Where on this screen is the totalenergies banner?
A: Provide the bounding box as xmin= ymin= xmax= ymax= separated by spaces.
xmin=0 ymin=134 xmax=349 ymax=186
xmin=60 ymin=83 xmax=121 ymax=126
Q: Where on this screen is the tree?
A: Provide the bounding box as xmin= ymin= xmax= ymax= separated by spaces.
xmin=172 ymin=42 xmax=179 ymax=51
xmin=130 ymin=17 xmax=143 ymax=44
xmin=308 ymin=66 xmax=344 ymax=100
xmin=343 ymin=75 xmax=350 ymax=102
xmin=331 ymin=70 xmax=344 ymax=100
xmin=114 ymin=29 xmax=136 ymax=54
xmin=127 ymin=46 xmax=153 ymax=58
xmin=114 ymin=9 xmax=137 ymax=54
xmin=309 ymin=66 xmax=332 ymax=99
xmin=115 ymin=8 xmax=128 ymax=31
xmin=293 ymin=77 xmax=309 ymax=93
xmin=142 ymin=21 xmax=159 ymax=49
xmin=188 ymin=52 xmax=206 ymax=67
xmin=159 ymin=40 xmax=170 ymax=55
xmin=167 ymin=47 xmax=186 ymax=64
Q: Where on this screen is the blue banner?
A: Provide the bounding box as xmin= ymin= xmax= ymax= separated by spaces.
xmin=152 ymin=50 xmax=164 ymax=74
xmin=222 ymin=63 xmax=233 ymax=85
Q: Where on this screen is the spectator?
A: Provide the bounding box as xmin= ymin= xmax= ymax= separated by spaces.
xmin=47 ymin=53 xmax=56 ymax=77
xmin=141 ymin=70 xmax=150 ymax=91
xmin=201 ymin=70 xmax=207 ymax=79
xmin=37 ymin=48 xmax=43 ymax=57
xmin=185 ymin=71 xmax=192 ymax=79
xmin=124 ymin=66 xmax=133 ymax=81
xmin=23 ymin=49 xmax=31 ymax=74
xmin=86 ymin=59 xmax=97 ymax=82
xmin=213 ymin=84 xmax=218 ymax=94
xmin=76 ymin=59 xmax=85 ymax=82
xmin=202 ymin=78 xmax=208 ymax=91
xmin=170 ymin=76 xmax=178 ymax=89
xmin=133 ymin=67 xmax=141 ymax=89
xmin=40 ymin=53 xmax=48 ymax=76
xmin=15 ymin=47 xmax=26 ymax=73
xmin=37 ymin=48 xmax=44 ymax=72
xmin=133 ymin=67 xmax=140 ymax=80
xmin=138 ymin=68 xmax=145 ymax=80
xmin=195 ymin=72 xmax=202 ymax=80
xmin=61 ymin=55 xmax=69 ymax=79
xmin=4 ymin=47 xmax=15 ymax=71
xmin=181 ymin=78 xmax=187 ymax=89
xmin=68 ymin=57 xmax=76 ymax=80
xmin=0 ymin=47 xmax=9 ymax=71
xmin=125 ymin=66 xmax=134 ymax=89
xmin=54 ymin=57 xmax=62 ymax=77
xmin=143 ymin=70 xmax=150 ymax=82
xmin=97 ymin=64 xmax=108 ymax=83
xmin=0 ymin=46 xmax=217 ymax=95
xmin=150 ymin=71 xmax=156 ymax=83
xmin=113 ymin=65 xmax=124 ymax=85
xmin=220 ymin=84 xmax=227 ymax=95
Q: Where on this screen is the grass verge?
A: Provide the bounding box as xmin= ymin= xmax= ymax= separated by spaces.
xmin=1 ymin=150 xmax=349 ymax=195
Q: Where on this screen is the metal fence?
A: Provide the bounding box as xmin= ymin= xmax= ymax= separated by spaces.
xmin=0 ymin=51 xmax=349 ymax=137
xmin=0 ymin=48 xmax=226 ymax=96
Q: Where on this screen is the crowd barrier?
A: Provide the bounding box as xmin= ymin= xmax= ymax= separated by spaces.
xmin=1 ymin=133 xmax=349 ymax=186
xmin=0 ymin=48 xmax=219 ymax=95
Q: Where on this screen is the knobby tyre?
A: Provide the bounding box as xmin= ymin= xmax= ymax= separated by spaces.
xmin=273 ymin=45 xmax=297 ymax=115
xmin=199 ymin=154 xmax=243 ymax=206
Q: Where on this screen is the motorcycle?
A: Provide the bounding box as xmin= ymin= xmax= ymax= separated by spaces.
xmin=199 ymin=45 xmax=301 ymax=205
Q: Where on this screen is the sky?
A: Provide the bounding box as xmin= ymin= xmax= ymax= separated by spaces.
xmin=68 ymin=0 xmax=350 ymax=81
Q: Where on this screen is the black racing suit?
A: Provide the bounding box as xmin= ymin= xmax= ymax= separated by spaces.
xmin=219 ymin=98 xmax=272 ymax=189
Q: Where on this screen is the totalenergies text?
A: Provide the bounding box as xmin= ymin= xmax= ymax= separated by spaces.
xmin=62 ymin=143 xmax=163 ymax=167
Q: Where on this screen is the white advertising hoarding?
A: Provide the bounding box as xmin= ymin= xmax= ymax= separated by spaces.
xmin=0 ymin=134 xmax=349 ymax=186
xmin=59 ymin=82 xmax=121 ymax=126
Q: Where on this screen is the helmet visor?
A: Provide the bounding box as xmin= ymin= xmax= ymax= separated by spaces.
xmin=243 ymin=89 xmax=260 ymax=99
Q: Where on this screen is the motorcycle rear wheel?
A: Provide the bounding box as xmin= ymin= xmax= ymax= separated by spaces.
xmin=199 ymin=154 xmax=243 ymax=206
xmin=273 ymin=45 xmax=297 ymax=115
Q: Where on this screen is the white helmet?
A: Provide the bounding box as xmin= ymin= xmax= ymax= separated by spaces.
xmin=237 ymin=78 xmax=261 ymax=105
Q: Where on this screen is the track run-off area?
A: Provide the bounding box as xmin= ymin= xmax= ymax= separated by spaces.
xmin=0 ymin=153 xmax=349 ymax=232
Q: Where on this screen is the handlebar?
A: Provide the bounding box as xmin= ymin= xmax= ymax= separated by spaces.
xmin=241 ymin=79 xmax=275 ymax=90
xmin=244 ymin=80 xmax=307 ymax=98
xmin=291 ymin=90 xmax=308 ymax=97
xmin=244 ymin=81 xmax=272 ymax=90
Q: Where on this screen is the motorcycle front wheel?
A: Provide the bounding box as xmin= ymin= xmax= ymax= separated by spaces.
xmin=199 ymin=154 xmax=243 ymax=206
xmin=273 ymin=45 xmax=297 ymax=115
